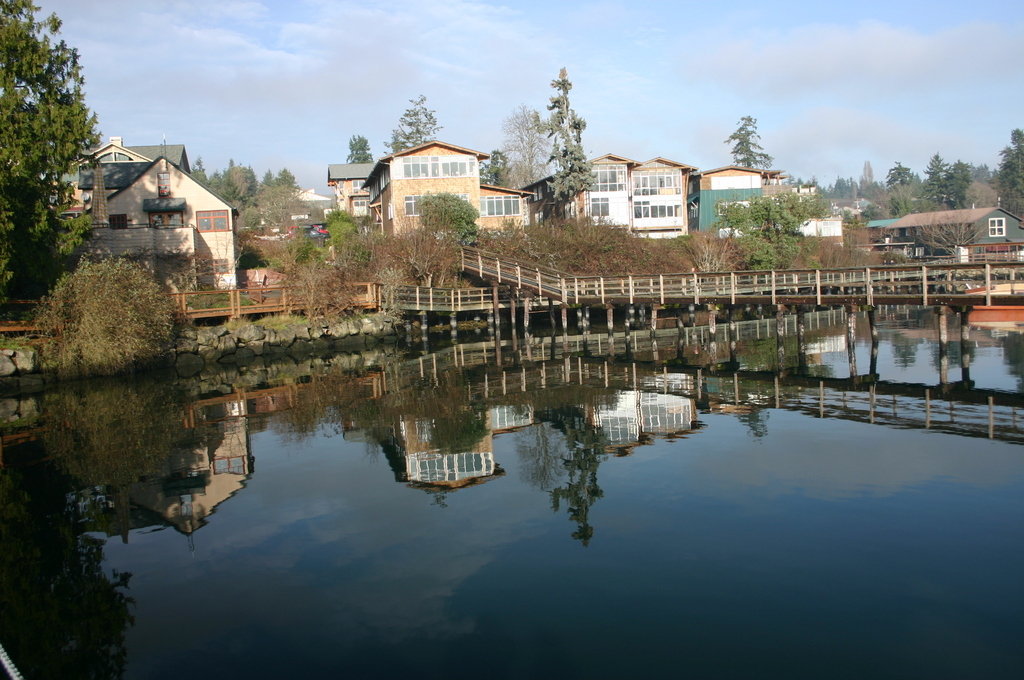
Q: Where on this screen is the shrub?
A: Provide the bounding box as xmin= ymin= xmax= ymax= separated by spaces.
xmin=420 ymin=193 xmax=479 ymax=244
xmin=36 ymin=258 xmax=176 ymax=378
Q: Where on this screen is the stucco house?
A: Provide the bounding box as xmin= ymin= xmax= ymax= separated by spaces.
xmin=363 ymin=141 xmax=528 ymax=235
xmin=523 ymin=154 xmax=697 ymax=238
xmin=78 ymin=156 xmax=238 ymax=288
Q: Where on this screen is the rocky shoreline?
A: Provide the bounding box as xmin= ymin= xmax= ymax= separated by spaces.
xmin=0 ymin=313 xmax=403 ymax=397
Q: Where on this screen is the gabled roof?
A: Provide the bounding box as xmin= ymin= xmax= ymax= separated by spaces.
xmin=78 ymin=162 xmax=152 ymax=190
xmin=379 ymin=140 xmax=490 ymax=162
xmin=480 ymin=184 xmax=531 ymax=197
xmin=365 ymin=140 xmax=491 ymax=186
xmin=126 ymin=144 xmax=189 ymax=171
xmin=591 ymin=153 xmax=641 ymax=166
xmin=327 ymin=162 xmax=375 ymax=182
xmin=891 ymin=207 xmax=1018 ymax=228
xmin=696 ymin=165 xmax=785 ymax=177
xmin=637 ymin=157 xmax=698 ymax=171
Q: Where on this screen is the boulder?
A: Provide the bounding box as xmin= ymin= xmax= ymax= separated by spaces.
xmin=234 ymin=324 xmax=266 ymax=343
xmin=12 ymin=349 xmax=36 ymax=374
xmin=0 ymin=355 xmax=17 ymax=378
xmin=175 ymin=352 xmax=205 ymax=377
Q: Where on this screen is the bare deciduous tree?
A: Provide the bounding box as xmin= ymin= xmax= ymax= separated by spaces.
xmin=679 ymin=232 xmax=738 ymax=272
xmin=916 ymin=213 xmax=985 ymax=257
xmin=501 ymin=104 xmax=551 ymax=189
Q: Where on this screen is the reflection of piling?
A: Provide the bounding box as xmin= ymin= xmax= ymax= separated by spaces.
xmin=868 ymin=308 xmax=878 ymax=376
xmin=796 ymin=307 xmax=807 ymax=371
xmin=937 ymin=305 xmax=949 ymax=384
xmin=846 ymin=306 xmax=857 ymax=378
xmin=960 ymin=309 xmax=971 ymax=384
xmin=776 ymin=305 xmax=787 ymax=371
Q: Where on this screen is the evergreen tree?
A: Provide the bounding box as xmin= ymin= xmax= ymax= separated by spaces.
xmin=544 ymin=67 xmax=593 ymax=207
xmin=947 ymin=161 xmax=972 ymax=209
xmin=997 ymin=129 xmax=1024 ymax=216
xmin=275 ymin=168 xmax=298 ymax=189
xmin=725 ymin=116 xmax=773 ymax=169
xmin=387 ymin=95 xmax=441 ymax=153
xmin=191 ymin=157 xmax=209 ymax=185
xmin=347 ymin=134 xmax=372 ymax=163
xmin=922 ymin=153 xmax=950 ymax=207
xmin=885 ymin=162 xmax=914 ymax=188
xmin=0 ymin=0 xmax=98 ymax=299
xmin=480 ymin=149 xmax=509 ymax=186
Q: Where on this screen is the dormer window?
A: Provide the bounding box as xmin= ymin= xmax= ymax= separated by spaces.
xmin=158 ymin=172 xmax=171 ymax=197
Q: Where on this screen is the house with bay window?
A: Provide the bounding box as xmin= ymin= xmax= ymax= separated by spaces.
xmin=78 ymin=156 xmax=237 ymax=288
xmin=523 ymin=154 xmax=696 ymax=238
xmin=363 ymin=141 xmax=527 ymax=235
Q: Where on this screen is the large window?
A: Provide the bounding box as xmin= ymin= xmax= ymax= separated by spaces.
xmin=634 ymin=202 xmax=679 ymax=219
xmin=480 ymin=195 xmax=521 ymax=217
xmin=590 ymin=197 xmax=610 ymax=217
xmin=157 ymin=172 xmax=171 ymax=197
xmin=149 ymin=212 xmax=183 ymax=228
xmin=109 ymin=214 xmax=128 ymax=229
xmin=593 ymin=165 xmax=626 ymax=192
xmin=634 ymin=171 xmax=681 ymax=195
xmin=197 ymin=210 xmax=230 ymax=232
xmin=400 ymin=155 xmax=477 ymax=179
xmin=989 ymin=217 xmax=1006 ymax=237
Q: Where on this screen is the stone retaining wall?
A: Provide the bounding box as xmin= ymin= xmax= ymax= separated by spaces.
xmin=0 ymin=313 xmax=402 ymax=395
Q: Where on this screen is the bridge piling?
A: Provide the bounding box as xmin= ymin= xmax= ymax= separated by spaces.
xmin=846 ymin=306 xmax=858 ymax=379
xmin=606 ymin=305 xmax=614 ymax=337
xmin=937 ymin=305 xmax=950 ymax=384
xmin=776 ymin=306 xmax=787 ymax=371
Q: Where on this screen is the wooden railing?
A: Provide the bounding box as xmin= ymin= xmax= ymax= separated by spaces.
xmin=461 ymin=247 xmax=1024 ymax=308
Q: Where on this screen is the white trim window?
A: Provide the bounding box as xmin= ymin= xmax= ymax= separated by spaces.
xmin=592 ymin=165 xmax=626 ymax=192
xmin=989 ymin=217 xmax=1006 ymax=237
xmin=404 ymin=195 xmax=421 ymax=216
xmin=590 ymin=197 xmax=610 ymax=217
xmin=480 ymin=195 xmax=521 ymax=217
xmin=633 ymin=171 xmax=681 ymax=195
xmin=634 ymin=201 xmax=679 ymax=219
xmin=400 ymin=155 xmax=477 ymax=179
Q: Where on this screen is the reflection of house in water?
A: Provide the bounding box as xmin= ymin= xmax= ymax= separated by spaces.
xmin=130 ymin=417 xmax=253 ymax=535
xmin=490 ymin=404 xmax=534 ymax=432
xmin=398 ymin=414 xmax=504 ymax=490
xmin=591 ymin=390 xmax=698 ymax=451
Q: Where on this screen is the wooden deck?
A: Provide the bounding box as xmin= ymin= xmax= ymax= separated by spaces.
xmin=460 ymin=247 xmax=1024 ymax=309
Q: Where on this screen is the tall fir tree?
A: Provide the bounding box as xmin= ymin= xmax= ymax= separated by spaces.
xmin=0 ymin=0 xmax=98 ymax=299
xmin=725 ymin=116 xmax=773 ymax=169
xmin=922 ymin=153 xmax=950 ymax=208
xmin=347 ymin=135 xmax=372 ymax=163
xmin=885 ymin=162 xmax=914 ymax=188
xmin=544 ymin=68 xmax=592 ymax=208
xmin=947 ymin=161 xmax=972 ymax=209
xmin=387 ymin=95 xmax=441 ymax=153
xmin=480 ymin=149 xmax=509 ymax=186
xmin=996 ymin=129 xmax=1024 ymax=216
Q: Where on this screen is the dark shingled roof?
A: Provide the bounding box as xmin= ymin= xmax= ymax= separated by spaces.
xmin=78 ymin=162 xmax=152 ymax=190
xmin=127 ymin=144 xmax=189 ymax=170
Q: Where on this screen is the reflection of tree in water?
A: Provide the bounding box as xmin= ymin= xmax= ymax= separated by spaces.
xmin=891 ymin=334 xmax=921 ymax=368
xmin=0 ymin=465 xmax=134 ymax=680
xmin=538 ymin=406 xmax=610 ymax=547
xmin=738 ymin=408 xmax=769 ymax=438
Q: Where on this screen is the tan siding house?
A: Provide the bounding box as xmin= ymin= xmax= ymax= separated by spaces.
xmin=364 ymin=141 xmax=527 ymax=235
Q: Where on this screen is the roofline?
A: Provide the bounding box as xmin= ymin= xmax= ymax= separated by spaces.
xmin=640 ymin=157 xmax=698 ymax=170
xmin=479 ymin=183 xmax=532 ymax=197
xmin=695 ymin=165 xmax=785 ymax=177
xmin=591 ymin=153 xmax=641 ymax=166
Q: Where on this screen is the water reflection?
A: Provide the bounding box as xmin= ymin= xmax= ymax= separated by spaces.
xmin=1 ymin=308 xmax=1023 ymax=678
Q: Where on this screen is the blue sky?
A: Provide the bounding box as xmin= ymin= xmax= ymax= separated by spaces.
xmin=35 ymin=0 xmax=1024 ymax=193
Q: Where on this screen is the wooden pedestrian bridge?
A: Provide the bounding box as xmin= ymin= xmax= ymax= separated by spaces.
xmin=2 ymin=249 xmax=1022 ymax=330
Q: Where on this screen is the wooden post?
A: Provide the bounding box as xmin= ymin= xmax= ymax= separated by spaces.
xmin=797 ymin=307 xmax=807 ymax=370
xmin=693 ymin=271 xmax=700 ymax=305
xmin=492 ymin=286 xmax=500 ymax=330
xmin=865 ymin=267 xmax=873 ymax=306
xmin=659 ymin=274 xmax=665 ymax=305
xmin=815 ymin=270 xmax=821 ymax=306
xmin=708 ymin=306 xmax=717 ymax=336
xmin=730 ymin=272 xmax=736 ymax=305
xmin=628 ymin=275 xmax=634 ymax=305
xmin=984 ymin=263 xmax=992 ymax=306
xmin=606 ymin=305 xmax=614 ymax=336
xmin=922 ymin=265 xmax=929 ymax=305
xmin=937 ymin=305 xmax=949 ymax=384
xmin=509 ymin=295 xmax=518 ymax=337
xmin=523 ymin=296 xmax=531 ymax=336
xmin=868 ymin=307 xmax=879 ymax=376
xmin=650 ymin=304 xmax=659 ymax=336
